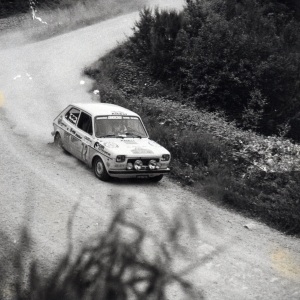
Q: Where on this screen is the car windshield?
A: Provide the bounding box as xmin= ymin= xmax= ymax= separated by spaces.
xmin=94 ymin=116 xmax=148 ymax=138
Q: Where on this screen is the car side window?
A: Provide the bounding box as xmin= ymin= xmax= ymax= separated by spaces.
xmin=77 ymin=112 xmax=93 ymax=135
xmin=65 ymin=107 xmax=80 ymax=125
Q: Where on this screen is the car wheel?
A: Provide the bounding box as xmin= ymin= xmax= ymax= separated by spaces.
xmin=54 ymin=133 xmax=63 ymax=149
xmin=93 ymin=157 xmax=110 ymax=181
xmin=149 ymin=174 xmax=164 ymax=182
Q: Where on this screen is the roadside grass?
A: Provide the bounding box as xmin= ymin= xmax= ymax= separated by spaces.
xmin=0 ymin=0 xmax=147 ymax=46
xmin=84 ymin=45 xmax=300 ymax=236
xmin=0 ymin=210 xmax=204 ymax=300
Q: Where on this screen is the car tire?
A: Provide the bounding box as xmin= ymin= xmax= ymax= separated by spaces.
xmin=149 ymin=174 xmax=164 ymax=182
xmin=54 ymin=132 xmax=64 ymax=149
xmin=93 ymin=157 xmax=110 ymax=181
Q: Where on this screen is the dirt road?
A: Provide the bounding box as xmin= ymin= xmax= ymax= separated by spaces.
xmin=0 ymin=0 xmax=299 ymax=299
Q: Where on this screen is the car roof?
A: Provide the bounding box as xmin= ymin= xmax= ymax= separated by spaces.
xmin=70 ymin=103 xmax=139 ymax=118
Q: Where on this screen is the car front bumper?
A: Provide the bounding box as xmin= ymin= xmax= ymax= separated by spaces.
xmin=108 ymin=168 xmax=170 ymax=178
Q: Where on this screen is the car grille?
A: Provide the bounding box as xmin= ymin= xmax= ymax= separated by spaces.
xmin=127 ymin=158 xmax=159 ymax=165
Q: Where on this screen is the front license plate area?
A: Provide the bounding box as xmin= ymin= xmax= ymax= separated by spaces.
xmin=136 ymin=175 xmax=149 ymax=179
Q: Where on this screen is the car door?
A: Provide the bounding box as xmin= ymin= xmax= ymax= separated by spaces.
xmin=63 ymin=107 xmax=81 ymax=153
xmin=75 ymin=111 xmax=93 ymax=163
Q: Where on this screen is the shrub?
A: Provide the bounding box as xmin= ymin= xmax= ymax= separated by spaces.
xmin=84 ymin=41 xmax=300 ymax=234
xmin=128 ymin=7 xmax=185 ymax=80
xmin=125 ymin=0 xmax=300 ymax=141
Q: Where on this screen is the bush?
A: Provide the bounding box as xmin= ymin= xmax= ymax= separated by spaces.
xmin=84 ymin=42 xmax=300 ymax=234
xmin=125 ymin=0 xmax=300 ymax=141
xmin=128 ymin=7 xmax=185 ymax=80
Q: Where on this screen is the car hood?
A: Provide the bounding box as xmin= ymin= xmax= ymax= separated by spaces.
xmin=96 ymin=138 xmax=169 ymax=157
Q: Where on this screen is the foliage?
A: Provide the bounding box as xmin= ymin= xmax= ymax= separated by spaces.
xmin=0 ymin=0 xmax=29 ymax=18
xmin=84 ymin=45 xmax=300 ymax=234
xmin=125 ymin=1 xmax=300 ymax=141
xmin=127 ymin=7 xmax=185 ymax=81
xmin=1 ymin=210 xmax=202 ymax=299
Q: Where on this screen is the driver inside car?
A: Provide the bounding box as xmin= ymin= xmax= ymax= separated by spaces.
xmin=107 ymin=119 xmax=127 ymax=135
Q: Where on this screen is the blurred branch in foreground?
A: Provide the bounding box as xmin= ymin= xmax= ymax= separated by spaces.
xmin=1 ymin=209 xmax=207 ymax=300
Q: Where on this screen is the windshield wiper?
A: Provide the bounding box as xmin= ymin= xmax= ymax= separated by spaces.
xmin=124 ymin=132 xmax=142 ymax=138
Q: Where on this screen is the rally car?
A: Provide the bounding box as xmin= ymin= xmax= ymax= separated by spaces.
xmin=52 ymin=103 xmax=171 ymax=181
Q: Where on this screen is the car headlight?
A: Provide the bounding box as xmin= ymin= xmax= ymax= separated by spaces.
xmin=161 ymin=154 xmax=170 ymax=161
xmin=134 ymin=160 xmax=143 ymax=170
xmin=116 ymin=155 xmax=126 ymax=162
